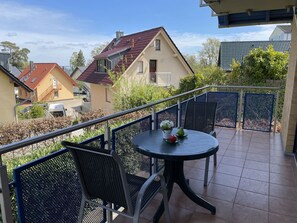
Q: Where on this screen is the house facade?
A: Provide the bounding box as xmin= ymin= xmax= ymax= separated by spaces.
xmin=269 ymin=25 xmax=292 ymax=41
xmin=78 ymin=27 xmax=193 ymax=114
xmin=0 ymin=65 xmax=32 ymax=124
xmin=18 ymin=63 xmax=76 ymax=102
xmin=70 ymin=66 xmax=90 ymax=94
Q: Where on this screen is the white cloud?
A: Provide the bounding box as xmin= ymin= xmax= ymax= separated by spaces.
xmin=170 ymin=24 xmax=283 ymax=55
xmin=0 ymin=1 xmax=112 ymax=65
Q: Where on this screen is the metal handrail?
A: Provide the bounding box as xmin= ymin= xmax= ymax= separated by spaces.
xmin=0 ymin=85 xmax=282 ymax=155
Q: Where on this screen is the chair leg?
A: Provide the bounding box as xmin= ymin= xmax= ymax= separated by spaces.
xmin=213 ymin=153 xmax=217 ymax=166
xmin=78 ymin=196 xmax=86 ymax=223
xmin=204 ymin=157 xmax=210 ymax=187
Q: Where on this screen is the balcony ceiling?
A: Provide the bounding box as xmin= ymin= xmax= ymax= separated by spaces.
xmin=204 ymin=0 xmax=297 ymax=27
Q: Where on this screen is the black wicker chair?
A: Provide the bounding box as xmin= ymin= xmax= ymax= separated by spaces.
xmin=184 ymin=101 xmax=218 ymax=186
xmin=61 ymin=141 xmax=170 ymax=223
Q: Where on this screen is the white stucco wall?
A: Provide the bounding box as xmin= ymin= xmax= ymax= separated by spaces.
xmin=124 ymin=32 xmax=191 ymax=88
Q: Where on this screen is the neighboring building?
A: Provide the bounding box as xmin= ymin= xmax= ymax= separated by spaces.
xmin=218 ymin=40 xmax=290 ymax=72
xmin=0 ymin=52 xmax=22 ymax=77
xmin=18 ymin=63 xmax=76 ymax=102
xmin=78 ymin=27 xmax=193 ymax=113
xmin=0 ymin=65 xmax=32 ymax=124
xmin=269 ymin=25 xmax=292 ymax=41
xmin=70 ymin=66 xmax=90 ymax=93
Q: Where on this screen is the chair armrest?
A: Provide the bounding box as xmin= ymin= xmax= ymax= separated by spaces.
xmin=134 ymin=171 xmax=166 ymax=215
xmin=209 ymin=131 xmax=216 ymax=138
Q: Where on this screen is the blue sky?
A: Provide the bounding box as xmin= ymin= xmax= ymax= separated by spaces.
xmin=0 ymin=0 xmax=283 ymax=66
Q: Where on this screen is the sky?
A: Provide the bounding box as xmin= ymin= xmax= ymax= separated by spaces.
xmin=0 ymin=0 xmax=285 ymax=67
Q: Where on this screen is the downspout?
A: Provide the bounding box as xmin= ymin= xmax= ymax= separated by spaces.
xmin=293 ymin=6 xmax=297 ymax=27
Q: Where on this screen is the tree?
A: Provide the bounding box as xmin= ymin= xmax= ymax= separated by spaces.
xmin=228 ymin=45 xmax=288 ymax=85
xmin=69 ymin=50 xmax=86 ymax=71
xmin=198 ymin=38 xmax=220 ymax=67
xmin=201 ymin=66 xmax=227 ymax=85
xmin=1 ymin=41 xmax=30 ymax=70
xmin=183 ymin=54 xmax=200 ymax=73
xmin=91 ymin=42 xmax=109 ymax=58
xmin=87 ymin=42 xmax=109 ymax=65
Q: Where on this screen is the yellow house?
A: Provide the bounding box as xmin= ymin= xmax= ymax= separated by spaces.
xmin=0 ymin=65 xmax=32 ymax=124
xmin=18 ymin=63 xmax=76 ymax=102
xmin=78 ymin=27 xmax=194 ymax=114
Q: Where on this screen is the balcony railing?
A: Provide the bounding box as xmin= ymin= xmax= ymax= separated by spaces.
xmin=0 ymin=85 xmax=282 ymax=222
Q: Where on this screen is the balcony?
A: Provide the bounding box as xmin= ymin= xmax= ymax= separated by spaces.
xmin=114 ymin=127 xmax=296 ymax=223
xmin=0 ymin=85 xmax=296 ymax=223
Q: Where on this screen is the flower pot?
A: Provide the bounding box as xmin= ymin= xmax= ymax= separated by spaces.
xmin=162 ymin=129 xmax=172 ymax=140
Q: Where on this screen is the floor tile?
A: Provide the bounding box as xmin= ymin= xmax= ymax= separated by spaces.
xmin=216 ymin=163 xmax=243 ymax=177
xmin=268 ymin=213 xmax=297 ymax=223
xmin=269 ymin=196 xmax=297 ymax=218
xmin=224 ymin=150 xmax=247 ymax=159
xmin=244 ymin=160 xmax=269 ymax=172
xmin=231 ymin=204 xmax=268 ymax=223
xmin=246 ymin=153 xmax=269 ymax=163
xmin=211 ymin=172 xmax=240 ymax=188
xmin=269 ymin=183 xmax=297 ymax=201
xmin=239 ymin=178 xmax=269 ymax=195
xmin=220 ymin=156 xmax=245 ymax=167
xmin=270 ymin=172 xmax=297 ymax=187
xmin=242 ymin=168 xmax=269 ymax=182
xmin=235 ymin=189 xmax=268 ymax=211
xmin=203 ymin=183 xmax=237 ymax=202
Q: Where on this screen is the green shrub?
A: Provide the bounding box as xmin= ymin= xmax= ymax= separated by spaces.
xmin=29 ymin=104 xmax=45 ymax=118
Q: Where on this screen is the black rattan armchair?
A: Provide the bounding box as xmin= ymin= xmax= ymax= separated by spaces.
xmin=62 ymin=141 xmax=171 ymax=223
xmin=184 ymin=101 xmax=218 ymax=186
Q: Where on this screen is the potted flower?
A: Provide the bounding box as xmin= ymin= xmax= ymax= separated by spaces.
xmin=160 ymin=120 xmax=174 ymax=139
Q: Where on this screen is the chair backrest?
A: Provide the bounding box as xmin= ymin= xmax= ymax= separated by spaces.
xmin=184 ymin=101 xmax=217 ymax=133
xmin=61 ymin=141 xmax=132 ymax=211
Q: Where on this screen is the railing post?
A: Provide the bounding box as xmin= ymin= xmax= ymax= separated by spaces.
xmin=104 ymin=123 xmax=113 ymax=223
xmin=238 ymin=89 xmax=244 ymax=129
xmin=177 ymin=99 xmax=181 ymax=128
xmin=273 ymin=91 xmax=280 ymax=133
xmin=104 ymin=121 xmax=111 ymax=150
xmin=151 ymin=107 xmax=157 ymax=174
xmin=0 ymin=157 xmax=13 ymax=223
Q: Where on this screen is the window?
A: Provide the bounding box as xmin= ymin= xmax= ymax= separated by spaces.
xmin=149 ymin=60 xmax=157 ymax=83
xmin=97 ymin=59 xmax=111 ymax=72
xmin=138 ymin=61 xmax=143 ymax=73
xmin=155 ymin=39 xmax=161 ymax=51
xmin=54 ymin=90 xmax=59 ymax=98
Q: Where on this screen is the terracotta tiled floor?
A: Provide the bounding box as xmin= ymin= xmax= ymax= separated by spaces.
xmin=114 ymin=128 xmax=297 ymax=223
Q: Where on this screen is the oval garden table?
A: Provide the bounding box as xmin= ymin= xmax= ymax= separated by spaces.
xmin=132 ymin=128 xmax=219 ymax=223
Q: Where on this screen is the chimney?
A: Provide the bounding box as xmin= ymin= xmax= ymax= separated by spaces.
xmin=116 ymin=31 xmax=124 ymax=40
xmin=131 ymin=39 xmax=135 ymax=48
xmin=30 ymin=61 xmax=34 ymax=72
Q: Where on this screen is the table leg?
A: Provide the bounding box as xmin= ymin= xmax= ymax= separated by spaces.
xmin=153 ymin=160 xmax=216 ymax=223
xmin=153 ymin=162 xmax=175 ymax=223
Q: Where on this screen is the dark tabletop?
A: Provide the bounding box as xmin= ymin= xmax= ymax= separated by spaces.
xmin=132 ymin=128 xmax=219 ymax=161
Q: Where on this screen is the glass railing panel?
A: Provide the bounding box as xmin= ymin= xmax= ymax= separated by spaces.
xmin=243 ymin=93 xmax=274 ymax=132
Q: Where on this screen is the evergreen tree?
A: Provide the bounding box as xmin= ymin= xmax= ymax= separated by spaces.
xmin=69 ymin=50 xmax=86 ymax=71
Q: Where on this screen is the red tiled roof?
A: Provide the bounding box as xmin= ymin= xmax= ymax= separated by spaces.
xmin=18 ymin=63 xmax=76 ymax=89
xmin=78 ymin=27 xmax=164 ymax=85
xmin=94 ymin=47 xmax=130 ymax=59
xmin=77 ymin=61 xmax=113 ymax=85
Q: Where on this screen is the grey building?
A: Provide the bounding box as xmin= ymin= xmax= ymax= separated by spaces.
xmin=218 ymin=40 xmax=290 ymax=72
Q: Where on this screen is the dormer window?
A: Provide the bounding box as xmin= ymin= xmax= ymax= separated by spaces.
xmin=155 ymin=39 xmax=161 ymax=51
xmin=97 ymin=59 xmax=111 ymax=72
